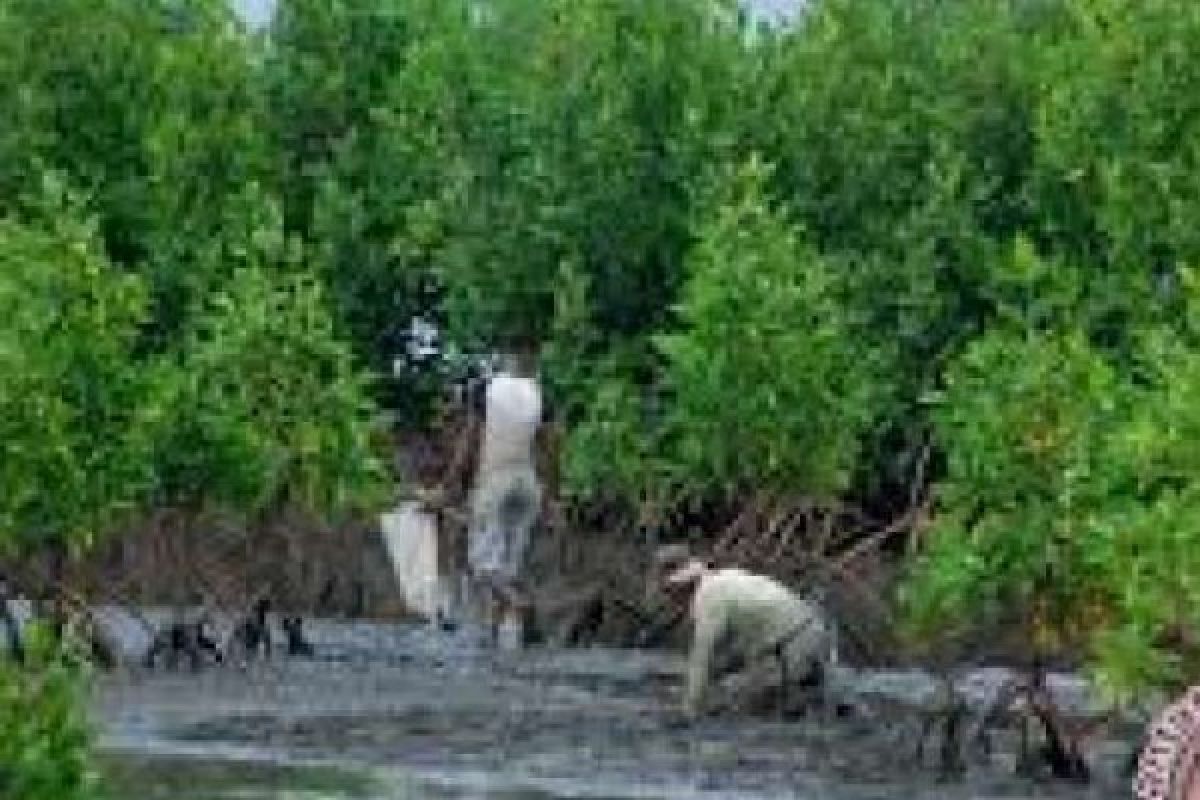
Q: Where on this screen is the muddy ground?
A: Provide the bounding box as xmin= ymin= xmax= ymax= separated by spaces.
xmin=90 ymin=615 xmax=1144 ymax=799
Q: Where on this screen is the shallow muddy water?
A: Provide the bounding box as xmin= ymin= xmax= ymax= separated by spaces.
xmin=92 ymin=617 xmax=1137 ymax=799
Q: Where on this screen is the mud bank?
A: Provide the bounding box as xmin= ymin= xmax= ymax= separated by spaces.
xmin=93 ymin=617 xmax=1138 ymax=799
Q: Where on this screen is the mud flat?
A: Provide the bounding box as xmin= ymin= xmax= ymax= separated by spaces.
xmin=92 ymin=617 xmax=1139 ymax=799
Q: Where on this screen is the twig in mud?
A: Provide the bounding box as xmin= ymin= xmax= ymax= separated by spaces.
xmin=1027 ymin=696 xmax=1091 ymax=783
xmin=226 ymin=594 xmax=273 ymax=668
xmin=971 ymin=676 xmax=1022 ymax=758
xmin=809 ymin=503 xmax=837 ymax=561
xmin=710 ymin=500 xmax=760 ymax=563
xmin=914 ymin=674 xmax=968 ymax=779
xmin=832 ymin=495 xmax=931 ymax=573
xmin=281 ymin=615 xmax=315 ymax=657
xmin=905 ymin=438 xmax=933 ymax=555
xmin=1020 ymin=668 xmax=1100 ymax=784
xmin=972 ymin=668 xmax=1103 ymax=785
xmin=769 ymin=505 xmax=808 ymax=565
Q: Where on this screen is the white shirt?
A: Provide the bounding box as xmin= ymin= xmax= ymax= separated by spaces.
xmin=477 ymin=373 xmax=542 ymax=475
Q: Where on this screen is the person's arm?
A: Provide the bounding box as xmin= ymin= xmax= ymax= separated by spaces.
xmin=684 ymin=592 xmax=723 ymax=718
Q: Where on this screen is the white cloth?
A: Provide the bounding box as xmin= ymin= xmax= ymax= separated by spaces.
xmin=380 ymin=502 xmax=446 ymax=619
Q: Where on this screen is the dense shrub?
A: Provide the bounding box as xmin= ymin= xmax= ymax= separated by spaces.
xmin=655 ymin=159 xmax=877 ymax=500
xmin=256 ymin=0 xmax=1200 ymax=694
xmin=0 ymin=0 xmax=269 ymax=338
xmin=268 ymin=0 xmax=751 ymax=392
xmin=0 ymin=627 xmax=98 ymax=800
xmin=267 ymin=0 xmax=475 ymax=382
xmin=1030 ymin=0 xmax=1200 ymax=344
xmin=449 ymin=0 xmax=748 ymax=346
xmin=902 ymin=311 xmax=1200 ymax=697
xmin=901 ymin=324 xmax=1124 ymax=655
xmin=887 ymin=1 xmax=1200 ymax=695
xmin=5 ymin=0 xmax=1200 ymax=712
xmin=0 ymin=180 xmax=159 ymax=556
xmin=0 ymin=6 xmax=389 ymax=789
xmin=159 ymin=260 xmax=389 ymax=517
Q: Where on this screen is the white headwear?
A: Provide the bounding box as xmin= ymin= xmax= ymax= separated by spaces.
xmin=665 ymin=558 xmax=710 ymax=588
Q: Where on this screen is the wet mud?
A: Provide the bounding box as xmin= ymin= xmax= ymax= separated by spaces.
xmin=93 ymin=617 xmax=1138 ymax=799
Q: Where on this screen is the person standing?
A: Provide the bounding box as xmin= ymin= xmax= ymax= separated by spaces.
xmin=466 ymin=350 xmax=543 ymax=649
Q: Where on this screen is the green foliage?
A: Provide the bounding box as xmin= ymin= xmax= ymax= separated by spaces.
xmin=0 ymin=626 xmax=98 ymax=800
xmin=737 ymin=2 xmax=1090 ymax=497
xmin=1089 ymin=297 xmax=1200 ymax=693
xmin=0 ymin=174 xmax=385 ymax=542
xmin=5 ymin=0 xmax=1200 ymax=703
xmin=0 ymin=181 xmax=159 ymax=556
xmin=0 ymin=0 xmax=269 ymax=336
xmin=562 ymin=158 xmax=879 ymax=505
xmin=885 ymin=1 xmax=1200 ymax=695
xmin=160 ymin=263 xmax=389 ymax=517
xmin=903 ymin=288 xmax=1200 ymax=696
xmin=902 ymin=327 xmax=1121 ymax=646
xmin=268 ymin=0 xmax=749 ymax=378
xmin=268 ymin=0 xmax=474 ymax=378
xmin=442 ymin=0 xmax=747 ymax=346
xmin=560 ymin=348 xmax=659 ymax=506
xmin=1032 ymin=0 xmax=1200 ymax=340
xmin=0 ymin=1 xmax=390 ymax=534
xmin=654 ymin=158 xmax=877 ymax=500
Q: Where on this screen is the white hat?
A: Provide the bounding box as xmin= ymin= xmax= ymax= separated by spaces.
xmin=665 ymin=558 xmax=710 ymax=587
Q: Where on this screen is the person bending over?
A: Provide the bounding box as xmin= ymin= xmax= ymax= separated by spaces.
xmin=665 ymin=557 xmax=834 ymax=719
